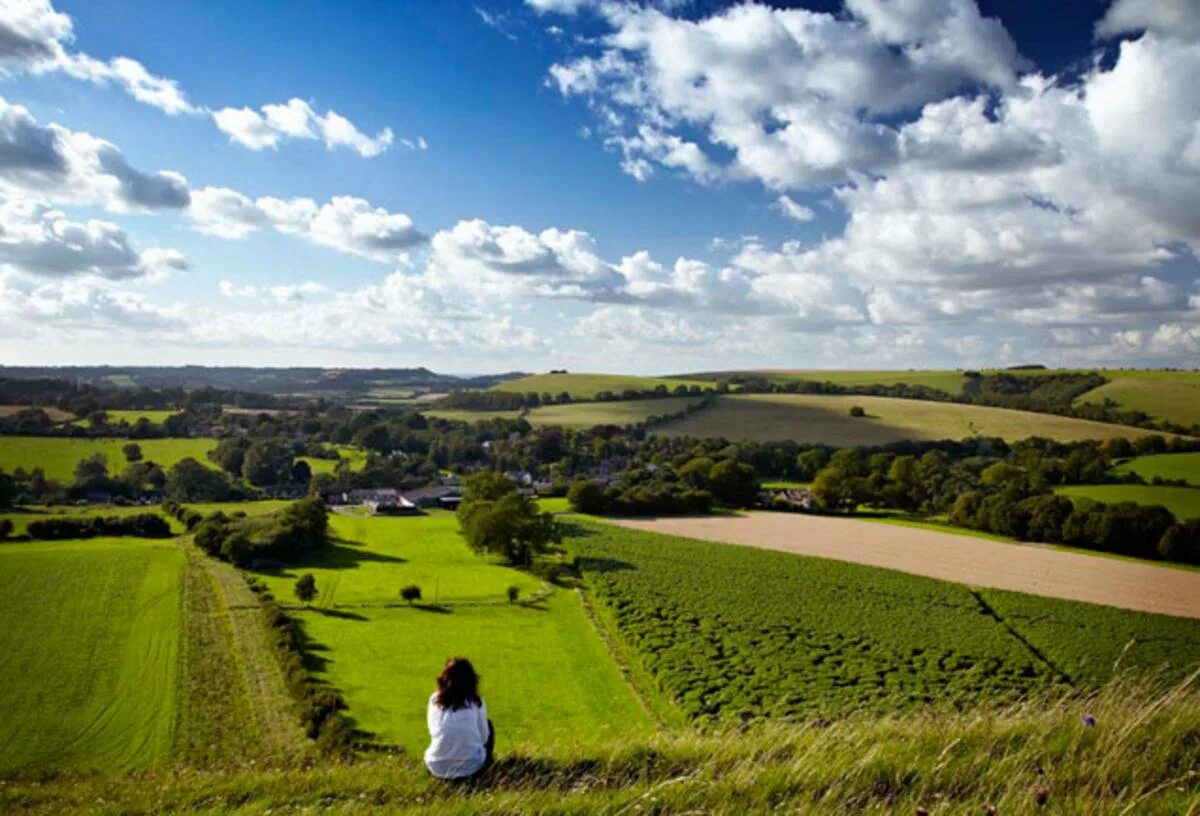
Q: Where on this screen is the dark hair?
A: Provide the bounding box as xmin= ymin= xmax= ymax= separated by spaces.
xmin=435 ymin=657 xmax=482 ymax=711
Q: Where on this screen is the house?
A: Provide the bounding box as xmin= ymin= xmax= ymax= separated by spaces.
xmin=371 ymin=495 xmax=420 ymax=516
xmin=403 ymin=485 xmax=462 ymax=509
xmin=761 ymin=487 xmax=814 ymax=510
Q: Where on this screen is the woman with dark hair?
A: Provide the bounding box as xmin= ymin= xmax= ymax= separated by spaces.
xmin=424 ymin=657 xmax=495 ymax=779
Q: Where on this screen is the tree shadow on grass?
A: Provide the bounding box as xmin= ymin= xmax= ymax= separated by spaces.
xmin=309 ymin=607 xmax=369 ymax=621
xmin=412 ymin=603 xmax=453 ymax=614
xmin=556 ymin=520 xmax=599 ymax=540
xmin=299 ymin=638 xmax=333 ymax=673
xmin=252 ymin=539 xmax=407 ymax=577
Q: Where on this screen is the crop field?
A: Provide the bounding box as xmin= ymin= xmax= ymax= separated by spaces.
xmin=1112 ymin=452 xmax=1200 ymax=485
xmin=492 ymin=372 xmax=714 ymax=399
xmin=654 ymin=393 xmax=1163 ymax=445
xmin=1055 ymin=484 xmax=1200 ymax=521
xmin=0 ymin=538 xmax=184 ymax=773
xmin=247 ymin=513 xmax=652 ymax=751
xmin=1073 ymin=370 xmax=1200 ymax=428
xmin=0 ymin=436 xmax=218 ymax=482
xmin=427 ymin=397 xmax=706 ymax=429
xmin=0 ymin=405 xmax=76 ymax=422
xmin=569 ymin=521 xmax=1200 ymax=723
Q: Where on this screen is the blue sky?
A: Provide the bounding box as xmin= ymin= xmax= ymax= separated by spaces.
xmin=0 ymin=0 xmax=1197 ymax=373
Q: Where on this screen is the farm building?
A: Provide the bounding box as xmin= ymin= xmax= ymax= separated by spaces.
xmin=403 ymin=485 xmax=463 ymax=509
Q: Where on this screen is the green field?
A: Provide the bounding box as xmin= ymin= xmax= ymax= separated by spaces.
xmin=655 ymin=393 xmax=1165 ymax=445
xmin=0 ymin=503 xmax=181 ymax=536
xmin=1055 ymin=484 xmax=1200 ymax=521
xmin=1074 ymin=370 xmax=1200 ymax=428
xmin=73 ymin=409 xmax=179 ymax=428
xmin=493 ymin=372 xmax=714 ymax=399
xmin=247 ymin=513 xmax=652 ymax=751
xmin=424 ymin=408 xmax=524 ymax=423
xmin=0 ymin=538 xmax=184 ymax=773
xmin=570 ymin=520 xmax=1200 ymax=723
xmin=297 ymin=446 xmax=369 ymax=475
xmin=1113 ymin=452 xmax=1200 ymax=486
xmin=0 ymin=436 xmax=219 ymax=482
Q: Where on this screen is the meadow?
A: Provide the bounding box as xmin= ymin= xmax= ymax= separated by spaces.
xmin=690 ymin=369 xmax=971 ymax=393
xmin=654 ymin=393 xmax=1161 ymax=445
xmin=0 ymin=405 xmax=76 ymax=422
xmin=1073 ymin=370 xmax=1200 ymax=428
xmin=492 ymin=372 xmax=714 ymax=399
xmin=569 ymin=520 xmax=1200 ymax=723
xmin=73 ymin=409 xmax=179 ymax=427
xmin=0 ymin=538 xmax=184 ymax=773
xmin=246 ymin=513 xmax=652 ymax=751
xmin=0 ymin=436 xmax=218 ymax=482
xmin=296 ymin=445 xmax=368 ymax=475
xmin=1112 ymin=451 xmax=1200 ymax=485
xmin=1055 ymin=484 xmax=1200 ymax=521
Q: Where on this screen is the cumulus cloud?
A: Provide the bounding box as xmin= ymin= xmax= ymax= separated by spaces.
xmin=550 ymin=0 xmax=1023 ymax=188
xmin=0 ymin=97 xmax=190 ymax=211
xmin=211 ymin=98 xmax=397 ymax=157
xmin=0 ymin=0 xmax=408 ymax=156
xmin=0 ymin=198 xmax=187 ymax=280
xmin=190 ymin=187 xmax=426 ymax=262
xmin=1096 ymin=0 xmax=1200 ymax=41
xmin=775 ymin=194 xmax=815 ymax=222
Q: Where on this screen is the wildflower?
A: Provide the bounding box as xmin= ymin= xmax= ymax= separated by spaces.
xmin=1081 ymin=713 xmax=1096 ymax=727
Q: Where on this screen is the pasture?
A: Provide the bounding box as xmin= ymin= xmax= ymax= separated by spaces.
xmin=246 ymin=513 xmax=652 ymax=751
xmin=690 ymin=369 xmax=971 ymax=394
xmin=570 ymin=520 xmax=1200 ymax=723
xmin=654 ymin=393 xmax=1164 ymax=445
xmin=1113 ymin=452 xmax=1200 ymax=486
xmin=73 ymin=409 xmax=179 ymax=428
xmin=0 ymin=436 xmax=218 ymax=482
xmin=1074 ymin=370 xmax=1200 ymax=428
xmin=1055 ymin=484 xmax=1200 ymax=521
xmin=492 ymin=372 xmax=714 ymax=399
xmin=0 ymin=538 xmax=183 ymax=773
xmin=297 ymin=446 xmax=369 ymax=476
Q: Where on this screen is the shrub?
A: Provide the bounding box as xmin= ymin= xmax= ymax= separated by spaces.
xmin=507 ymin=585 xmax=520 ymax=603
xmin=400 ymin=584 xmax=422 ymax=604
xmin=849 ymin=405 xmax=866 ymax=417
xmin=25 ymin=513 xmax=171 ymax=540
xmin=294 ymin=573 xmax=318 ymax=605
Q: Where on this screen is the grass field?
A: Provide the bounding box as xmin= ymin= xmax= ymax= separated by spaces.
xmin=247 ymin=513 xmax=652 ymax=751
xmin=570 ymin=520 xmax=1200 ymax=723
xmin=73 ymin=409 xmax=178 ymax=428
xmin=0 ymin=436 xmax=218 ymax=482
xmin=424 ymin=408 xmax=524 ymax=423
xmin=0 ymin=538 xmax=184 ymax=773
xmin=492 ymin=372 xmax=714 ymax=399
xmin=0 ymin=503 xmax=181 ymax=535
xmin=655 ymin=393 xmax=1165 ymax=445
xmin=297 ymin=446 xmax=368 ymax=475
xmin=1113 ymin=452 xmax=1200 ymax=485
xmin=1074 ymin=370 xmax=1200 ymax=428
xmin=1055 ymin=484 xmax=1200 ymax=520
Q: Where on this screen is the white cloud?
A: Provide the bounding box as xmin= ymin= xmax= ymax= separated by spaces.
xmin=0 ymin=97 xmax=190 ymax=211
xmin=0 ymin=1 xmax=406 ymax=156
xmin=775 ymin=194 xmax=815 ymax=222
xmin=0 ymin=198 xmax=186 ymax=280
xmin=189 ymin=188 xmax=426 ymax=262
xmin=525 ymin=0 xmax=592 ymax=14
xmin=1097 ymin=0 xmax=1200 ymax=41
xmin=212 ymin=97 xmax=396 ymax=157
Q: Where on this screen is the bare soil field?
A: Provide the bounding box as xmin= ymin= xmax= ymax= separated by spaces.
xmin=609 ymin=513 xmax=1200 ymax=619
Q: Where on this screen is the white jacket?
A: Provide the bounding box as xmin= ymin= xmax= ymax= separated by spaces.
xmin=424 ymin=693 xmax=489 ymax=778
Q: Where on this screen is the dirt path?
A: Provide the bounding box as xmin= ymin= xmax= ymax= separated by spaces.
xmin=609 ymin=514 xmax=1200 ymax=619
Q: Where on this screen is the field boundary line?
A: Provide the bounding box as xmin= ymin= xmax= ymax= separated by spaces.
xmin=969 ymin=590 xmax=1074 ymax=684
xmin=576 ymin=587 xmax=686 ymax=731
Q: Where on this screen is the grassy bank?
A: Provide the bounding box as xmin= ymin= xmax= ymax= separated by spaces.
xmin=3 ymin=676 xmax=1198 ymax=814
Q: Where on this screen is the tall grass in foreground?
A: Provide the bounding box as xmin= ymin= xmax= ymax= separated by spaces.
xmin=4 ymin=673 xmax=1199 ymax=815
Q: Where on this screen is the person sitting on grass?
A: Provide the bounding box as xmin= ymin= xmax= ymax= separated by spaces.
xmin=424 ymin=657 xmax=495 ymax=780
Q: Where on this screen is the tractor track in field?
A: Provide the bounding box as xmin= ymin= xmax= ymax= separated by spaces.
xmin=608 ymin=513 xmax=1200 ymax=619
